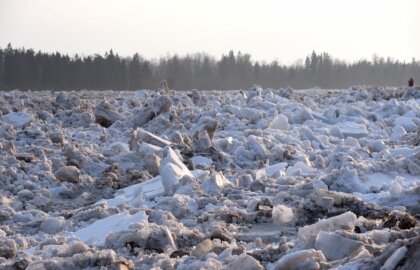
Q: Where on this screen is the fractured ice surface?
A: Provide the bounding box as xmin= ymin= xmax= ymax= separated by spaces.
xmin=0 ymin=87 xmax=419 ymax=269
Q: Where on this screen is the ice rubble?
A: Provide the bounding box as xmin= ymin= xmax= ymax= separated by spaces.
xmin=0 ymin=87 xmax=419 ymax=269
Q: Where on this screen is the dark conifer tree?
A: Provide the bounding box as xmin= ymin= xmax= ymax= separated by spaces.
xmin=0 ymin=45 xmax=419 ymax=90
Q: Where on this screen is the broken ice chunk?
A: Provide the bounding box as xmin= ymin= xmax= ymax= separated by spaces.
xmin=286 ymin=161 xmax=316 ymax=176
xmin=269 ymin=249 xmax=326 ymax=270
xmin=394 ymin=116 xmax=417 ymax=132
xmin=314 ymin=231 xmax=363 ymax=261
xmin=268 ymin=115 xmax=289 ymax=130
xmin=299 ymin=127 xmax=326 ymax=149
xmin=391 ymin=126 xmax=407 ymax=140
xmin=74 ymin=210 xmax=147 ymax=246
xmin=380 ymin=246 xmax=408 ymax=270
xmin=202 ymin=172 xmax=233 ymax=196
xmin=331 ymin=169 xmax=368 ymax=193
xmin=191 ymin=156 xmax=213 ymax=167
xmin=262 ymin=162 xmax=288 ymax=178
xmin=228 ymin=253 xmax=264 ymax=270
xmin=131 ymin=128 xmax=172 ymax=148
xmin=272 ymin=205 xmax=294 ymax=224
xmin=297 ymin=211 xmax=357 ymax=249
xmin=54 ymin=166 xmax=81 ymax=184
xmin=2 ymin=112 xmax=33 ymax=128
xmin=335 ymin=122 xmax=368 ymax=138
xmin=94 ymin=101 xmax=121 ymax=127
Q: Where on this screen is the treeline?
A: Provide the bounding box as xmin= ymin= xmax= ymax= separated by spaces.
xmin=0 ymin=43 xmax=418 ymax=90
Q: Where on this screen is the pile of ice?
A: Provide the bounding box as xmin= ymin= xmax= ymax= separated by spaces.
xmin=0 ymin=86 xmax=418 ymax=269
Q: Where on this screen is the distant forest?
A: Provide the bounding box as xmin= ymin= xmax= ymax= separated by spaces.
xmin=0 ymin=43 xmax=418 ymax=90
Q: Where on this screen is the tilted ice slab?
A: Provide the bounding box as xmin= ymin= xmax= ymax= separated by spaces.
xmin=73 ymin=210 xmax=147 ymax=246
xmin=160 ymin=147 xmax=194 ymax=195
xmin=95 ymin=176 xmax=164 ymax=208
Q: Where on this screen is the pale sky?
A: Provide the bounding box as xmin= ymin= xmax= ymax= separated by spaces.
xmin=0 ymin=0 xmax=419 ymax=64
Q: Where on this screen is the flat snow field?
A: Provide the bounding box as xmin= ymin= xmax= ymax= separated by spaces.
xmin=0 ymin=86 xmax=419 ymax=269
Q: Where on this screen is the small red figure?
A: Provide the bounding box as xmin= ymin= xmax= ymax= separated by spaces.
xmin=408 ymin=78 xmax=414 ymax=87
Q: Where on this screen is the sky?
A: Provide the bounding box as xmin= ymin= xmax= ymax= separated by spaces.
xmin=0 ymin=0 xmax=419 ymax=64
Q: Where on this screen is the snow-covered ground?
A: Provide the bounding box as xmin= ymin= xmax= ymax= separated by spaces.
xmin=0 ymin=86 xmax=419 ymax=269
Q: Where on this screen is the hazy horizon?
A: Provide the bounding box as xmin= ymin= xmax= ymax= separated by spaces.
xmin=1 ymin=0 xmax=419 ymax=65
